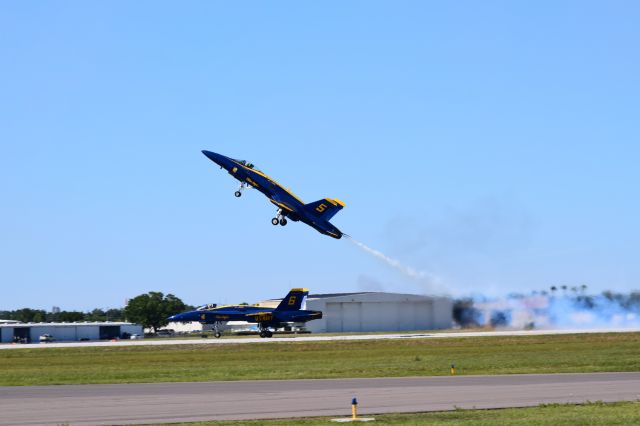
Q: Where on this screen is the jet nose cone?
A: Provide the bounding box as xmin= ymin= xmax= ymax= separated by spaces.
xmin=202 ymin=150 xmax=228 ymax=165
xmin=201 ymin=150 xmax=216 ymax=161
xmin=201 ymin=150 xmax=231 ymax=169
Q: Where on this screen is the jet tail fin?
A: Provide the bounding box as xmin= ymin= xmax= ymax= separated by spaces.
xmin=274 ymin=288 xmax=309 ymax=311
xmin=304 ymin=198 xmax=345 ymax=221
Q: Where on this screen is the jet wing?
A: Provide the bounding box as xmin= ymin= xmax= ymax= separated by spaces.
xmin=269 ymin=193 xmax=296 ymax=213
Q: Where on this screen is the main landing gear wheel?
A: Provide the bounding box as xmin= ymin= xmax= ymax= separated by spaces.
xmin=259 ymin=330 xmax=273 ymax=338
xmin=212 ymin=322 xmax=224 ymax=339
xmin=234 ymin=191 xmax=242 ymax=197
xmin=273 ymin=208 xmax=287 ymax=227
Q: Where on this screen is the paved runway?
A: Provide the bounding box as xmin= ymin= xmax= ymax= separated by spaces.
xmin=2 ymin=327 xmax=639 ymax=350
xmin=1 ymin=373 xmax=639 ymax=425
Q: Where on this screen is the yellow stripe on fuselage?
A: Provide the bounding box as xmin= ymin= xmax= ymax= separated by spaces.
xmin=204 ymin=304 xmax=259 ymax=311
xmin=270 ymin=200 xmax=294 ymax=212
xmin=235 ymin=161 xmax=305 ymax=205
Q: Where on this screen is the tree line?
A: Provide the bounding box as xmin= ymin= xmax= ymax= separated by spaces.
xmin=0 ymin=308 xmax=126 ymax=323
xmin=0 ymin=291 xmax=194 ymax=333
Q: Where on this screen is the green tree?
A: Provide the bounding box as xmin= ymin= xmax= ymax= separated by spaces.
xmin=124 ymin=292 xmax=186 ymax=332
xmin=56 ymin=311 xmax=86 ymax=322
xmin=105 ymin=308 xmax=125 ymax=321
xmin=13 ymin=308 xmax=46 ymax=323
xmin=85 ymin=309 xmax=107 ymax=322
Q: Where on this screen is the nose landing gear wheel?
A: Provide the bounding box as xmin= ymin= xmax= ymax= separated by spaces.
xmin=214 ymin=332 xmax=222 ymax=338
xmin=279 ymin=218 xmax=287 ymax=226
xmin=271 ymin=218 xmax=279 ymax=225
xmin=234 ymin=191 xmax=242 ymax=197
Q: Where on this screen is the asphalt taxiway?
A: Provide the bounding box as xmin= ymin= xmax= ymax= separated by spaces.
xmin=1 ymin=373 xmax=639 ymax=425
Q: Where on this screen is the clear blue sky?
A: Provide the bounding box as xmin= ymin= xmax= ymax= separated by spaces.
xmin=1 ymin=2 xmax=639 ymax=310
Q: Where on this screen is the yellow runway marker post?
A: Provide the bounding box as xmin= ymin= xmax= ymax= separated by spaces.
xmin=331 ymin=397 xmax=375 ymax=422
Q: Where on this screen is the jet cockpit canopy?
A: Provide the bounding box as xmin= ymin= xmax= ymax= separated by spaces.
xmin=196 ymin=303 xmax=217 ymax=311
xmin=234 ymin=159 xmax=261 ymax=172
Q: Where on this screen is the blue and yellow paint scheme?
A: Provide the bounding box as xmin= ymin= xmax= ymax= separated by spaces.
xmin=202 ymin=150 xmax=345 ymax=239
xmin=167 ymin=288 xmax=322 ymax=338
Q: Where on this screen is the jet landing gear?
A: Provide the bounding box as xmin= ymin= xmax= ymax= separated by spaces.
xmin=234 ymin=183 xmax=246 ymax=197
xmin=272 ymin=209 xmax=287 ymax=226
xmin=259 ymin=325 xmax=273 ymax=338
xmin=212 ymin=322 xmax=224 ymax=338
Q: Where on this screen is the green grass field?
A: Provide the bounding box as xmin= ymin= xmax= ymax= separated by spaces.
xmin=160 ymin=402 xmax=640 ymax=426
xmin=1 ymin=332 xmax=639 ymax=386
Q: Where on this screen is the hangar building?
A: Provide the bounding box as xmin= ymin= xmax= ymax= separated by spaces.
xmin=260 ymin=292 xmax=453 ymax=333
xmin=305 ymin=292 xmax=452 ymax=333
xmin=0 ymin=322 xmax=143 ymax=343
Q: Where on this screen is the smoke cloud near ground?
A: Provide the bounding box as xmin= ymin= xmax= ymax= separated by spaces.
xmin=455 ymin=291 xmax=640 ymax=330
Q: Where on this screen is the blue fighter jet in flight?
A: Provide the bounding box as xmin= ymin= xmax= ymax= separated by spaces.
xmin=202 ymin=150 xmax=346 ymax=239
xmin=168 ymin=288 xmax=322 ymax=338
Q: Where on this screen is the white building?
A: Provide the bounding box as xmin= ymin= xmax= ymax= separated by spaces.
xmin=0 ymin=322 xmax=143 ymax=343
xmin=259 ymin=292 xmax=453 ymax=333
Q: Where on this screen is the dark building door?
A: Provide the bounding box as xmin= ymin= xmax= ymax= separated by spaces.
xmin=99 ymin=326 xmax=121 ymax=340
xmin=13 ymin=327 xmax=30 ymax=343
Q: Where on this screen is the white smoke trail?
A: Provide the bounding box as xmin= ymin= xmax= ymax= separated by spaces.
xmin=349 ymin=238 xmax=424 ymax=279
xmin=347 ymin=237 xmax=444 ymax=294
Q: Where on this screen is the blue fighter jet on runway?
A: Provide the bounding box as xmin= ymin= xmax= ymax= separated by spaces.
xmin=202 ymin=150 xmax=346 ymax=239
xmin=168 ymin=288 xmax=322 ymax=338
